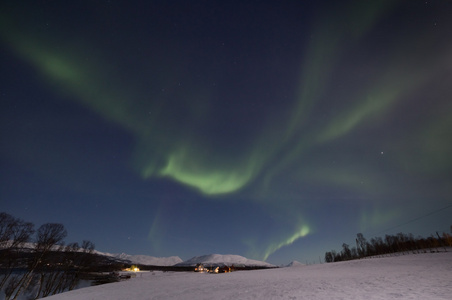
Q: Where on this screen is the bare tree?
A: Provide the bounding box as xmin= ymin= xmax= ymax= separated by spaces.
xmin=4 ymin=276 xmax=21 ymax=300
xmin=37 ymin=242 xmax=80 ymax=298
xmin=55 ymin=240 xmax=96 ymax=294
xmin=11 ymin=223 xmax=67 ymax=300
xmin=442 ymin=232 xmax=452 ymax=247
xmin=35 ymin=223 xmax=67 ymax=253
xmin=0 ymin=213 xmax=34 ymax=290
xmin=1 ymin=214 xmax=99 ymax=299
xmin=32 ymin=239 xmax=96 ymax=298
xmin=324 ymin=251 xmax=333 ymax=263
xmin=356 ymin=233 xmax=367 ymax=257
xmin=0 ymin=212 xmax=100 ymax=300
xmin=0 ymin=213 xmax=16 ymax=246
xmin=341 ymin=243 xmax=352 ymax=260
xmin=325 ymin=230 xmax=451 ymax=265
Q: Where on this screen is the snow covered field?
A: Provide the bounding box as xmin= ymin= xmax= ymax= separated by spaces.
xmin=47 ymin=251 xmax=452 ymax=300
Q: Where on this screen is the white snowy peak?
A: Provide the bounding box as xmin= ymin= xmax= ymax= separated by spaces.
xmin=94 ymin=250 xmax=182 ymax=266
xmin=114 ymin=253 xmax=183 ymax=266
xmin=175 ymin=254 xmax=275 ymax=267
xmin=286 ymin=261 xmax=305 ymax=267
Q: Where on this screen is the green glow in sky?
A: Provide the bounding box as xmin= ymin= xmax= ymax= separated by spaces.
xmin=359 ymin=208 xmax=400 ymax=233
xmin=0 ymin=2 xmax=402 ymax=199
xmin=262 ymin=224 xmax=310 ymax=261
xmin=2 ymin=0 xmax=451 ymax=262
xmin=159 ymin=147 xmax=258 ymax=195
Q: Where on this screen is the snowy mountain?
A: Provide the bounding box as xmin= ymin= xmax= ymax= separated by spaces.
xmin=113 ymin=253 xmax=183 ymax=266
xmin=93 ymin=250 xmax=182 ymax=266
xmin=3 ymin=242 xmax=183 ymax=267
xmin=285 ymin=260 xmax=305 ymax=267
xmin=175 ymin=254 xmax=276 ymax=268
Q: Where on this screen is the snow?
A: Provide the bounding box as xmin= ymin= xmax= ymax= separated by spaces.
xmin=91 ymin=249 xmax=183 ymax=266
xmin=175 ymin=254 xmax=275 ymax=267
xmin=285 ymin=260 xmax=305 ymax=267
xmin=3 ymin=242 xmax=183 ymax=266
xmin=110 ymin=253 xmax=182 ymax=266
xmin=46 ymin=251 xmax=452 ymax=299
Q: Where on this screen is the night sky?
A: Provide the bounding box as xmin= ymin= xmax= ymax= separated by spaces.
xmin=1 ymin=0 xmax=451 ymax=265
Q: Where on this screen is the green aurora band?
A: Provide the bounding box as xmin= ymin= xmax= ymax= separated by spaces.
xmin=261 ymin=224 xmax=311 ymax=261
xmin=0 ymin=2 xmax=404 ymax=198
xmin=2 ymin=0 xmax=451 ymax=260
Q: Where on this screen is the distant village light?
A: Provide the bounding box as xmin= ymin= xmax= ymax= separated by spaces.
xmin=125 ymin=265 xmax=140 ymax=272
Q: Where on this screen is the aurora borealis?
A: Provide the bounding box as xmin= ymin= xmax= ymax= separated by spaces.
xmin=1 ymin=0 xmax=451 ymax=264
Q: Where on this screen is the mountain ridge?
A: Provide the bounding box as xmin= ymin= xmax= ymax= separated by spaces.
xmin=175 ymin=254 xmax=276 ymax=268
xmin=94 ymin=251 xmax=183 ymax=266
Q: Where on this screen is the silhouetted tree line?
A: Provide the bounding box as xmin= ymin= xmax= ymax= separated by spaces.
xmin=324 ymin=231 xmax=452 ymax=263
xmin=0 ymin=212 xmax=105 ymax=299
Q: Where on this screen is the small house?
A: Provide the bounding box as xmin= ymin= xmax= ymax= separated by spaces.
xmin=194 ymin=263 xmax=207 ymax=272
xmin=218 ymin=266 xmax=231 ymax=273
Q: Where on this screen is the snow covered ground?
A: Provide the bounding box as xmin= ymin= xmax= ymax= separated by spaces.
xmin=47 ymin=251 xmax=452 ymax=300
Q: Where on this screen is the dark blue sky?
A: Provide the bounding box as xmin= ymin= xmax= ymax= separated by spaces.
xmin=1 ymin=0 xmax=451 ymax=265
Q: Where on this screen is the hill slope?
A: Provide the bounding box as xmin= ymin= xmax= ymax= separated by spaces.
xmin=94 ymin=250 xmax=183 ymax=266
xmin=286 ymin=260 xmax=305 ymax=267
xmin=175 ymin=254 xmax=275 ymax=267
xmin=113 ymin=253 xmax=183 ymax=266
